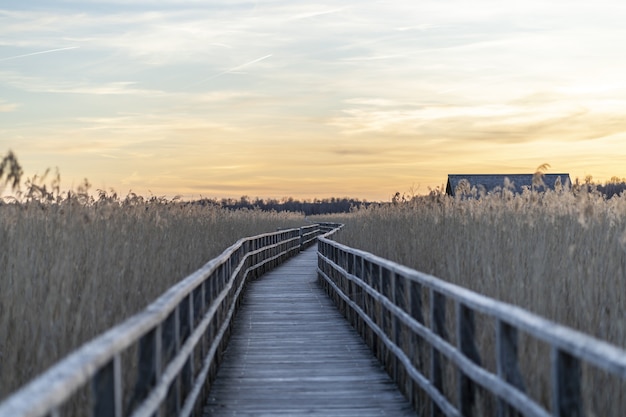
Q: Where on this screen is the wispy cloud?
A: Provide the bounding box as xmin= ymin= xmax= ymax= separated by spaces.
xmin=185 ymin=54 xmax=273 ymax=88
xmin=288 ymin=8 xmax=347 ymax=20
xmin=330 ymin=95 xmax=626 ymax=145
xmin=395 ymin=24 xmax=439 ymax=32
xmin=342 ymin=54 xmax=407 ymax=62
xmin=2 ymin=1 xmax=626 ymax=198
xmin=0 ymin=100 xmax=18 ymax=112
xmin=0 ymin=71 xmax=166 ymax=96
xmin=0 ymin=46 xmax=79 ymax=63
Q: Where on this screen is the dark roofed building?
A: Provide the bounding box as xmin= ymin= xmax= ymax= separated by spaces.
xmin=445 ymin=174 xmax=571 ymax=197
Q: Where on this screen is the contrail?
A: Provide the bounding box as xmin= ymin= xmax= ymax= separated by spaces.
xmin=288 ymin=8 xmax=346 ymax=20
xmin=0 ymin=46 xmax=79 ymax=62
xmin=186 ymin=54 xmax=273 ymax=89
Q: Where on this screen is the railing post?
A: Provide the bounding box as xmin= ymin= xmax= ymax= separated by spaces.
xmin=496 ymin=320 xmax=525 ymax=417
xmin=410 ymin=281 xmax=425 ymax=333
xmin=457 ymin=302 xmax=482 ymax=417
xmin=552 ymin=347 xmax=584 ymax=417
xmin=390 ymin=271 xmax=402 ymax=387
xmin=163 ymin=306 xmax=181 ymax=415
xmin=127 ymin=326 xmax=162 ymax=415
xmin=364 ymin=260 xmax=376 ymax=353
xmin=407 ymin=279 xmax=424 ymax=409
xmin=430 ymin=289 xmax=447 ymax=417
xmin=354 ymin=254 xmax=365 ymax=337
xmin=181 ymin=293 xmax=195 ymax=404
xmin=92 ymin=354 xmax=122 ymax=417
xmin=381 ymin=267 xmax=392 ymax=376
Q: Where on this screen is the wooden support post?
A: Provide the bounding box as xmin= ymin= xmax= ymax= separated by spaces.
xmin=374 ymin=264 xmax=383 ymax=360
xmin=179 ymin=293 xmax=192 ymax=344
xmin=382 ymin=267 xmax=392 ymax=338
xmin=127 ymin=326 xmax=162 ymax=414
xmin=347 ymin=251 xmax=354 ymax=275
xmin=496 ymin=320 xmax=525 ymax=417
xmin=162 ymin=306 xmax=181 ymax=415
xmin=46 ymin=408 xmax=60 ymax=417
xmin=193 ymin=286 xmax=201 ymax=329
xmin=389 ymin=271 xmax=401 ymax=385
xmin=181 ymin=294 xmax=195 ymax=402
xmin=410 ymin=280 xmax=425 ymax=372
xmin=430 ymin=289 xmax=446 ymax=417
xmin=380 ymin=267 xmax=392 ymax=376
xmin=410 ymin=281 xmax=425 ymax=324
xmin=166 ymin=377 xmax=181 ymax=416
xmin=552 ymin=347 xmax=584 ymax=417
xmin=457 ymin=302 xmax=482 ymax=417
xmin=92 ymin=354 xmax=122 ymax=417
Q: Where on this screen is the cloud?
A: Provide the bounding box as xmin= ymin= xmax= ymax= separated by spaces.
xmin=330 ymin=96 xmax=626 ymax=144
xmin=184 ymin=54 xmax=273 ymax=89
xmin=0 ymin=72 xmax=165 ymax=96
xmin=288 ymin=8 xmax=347 ymax=21
xmin=395 ymin=24 xmax=439 ymax=32
xmin=331 ymin=147 xmax=382 ymax=157
xmin=0 ymin=100 xmax=18 ymax=112
xmin=341 ymin=54 xmax=408 ymax=62
xmin=0 ymin=9 xmax=243 ymax=66
xmin=3 ymin=1 xmax=626 ymax=199
xmin=0 ymin=46 xmax=79 ymax=62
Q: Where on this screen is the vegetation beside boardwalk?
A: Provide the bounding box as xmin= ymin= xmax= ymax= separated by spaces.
xmin=2 ymin=150 xmax=626 ymax=413
xmin=326 ymin=182 xmax=626 ymax=347
xmin=318 ymin=182 xmax=626 ymax=415
xmin=0 ymin=194 xmax=306 ymax=400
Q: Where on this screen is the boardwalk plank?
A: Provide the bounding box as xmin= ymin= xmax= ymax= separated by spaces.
xmin=204 ymin=246 xmax=415 ymax=416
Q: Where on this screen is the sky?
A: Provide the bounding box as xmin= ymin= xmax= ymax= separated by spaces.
xmin=2 ymin=1 xmax=626 ymax=201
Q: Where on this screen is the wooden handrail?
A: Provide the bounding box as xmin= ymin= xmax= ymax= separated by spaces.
xmin=317 ymin=235 xmax=626 ymax=417
xmin=0 ymin=225 xmax=330 ymax=417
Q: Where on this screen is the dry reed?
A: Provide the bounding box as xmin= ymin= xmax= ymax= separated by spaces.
xmin=319 ymin=185 xmax=626 ymax=415
xmin=0 ymin=197 xmax=305 ymax=400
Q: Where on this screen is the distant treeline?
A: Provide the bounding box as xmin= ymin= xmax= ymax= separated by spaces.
xmin=594 ymin=181 xmax=626 ymax=198
xmin=191 ymin=180 xmax=626 ymax=214
xmin=192 ymin=196 xmax=370 ymax=215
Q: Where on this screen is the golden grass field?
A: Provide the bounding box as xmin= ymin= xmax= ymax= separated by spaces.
xmin=318 ymin=185 xmax=626 ymax=415
xmin=2 ymin=177 xmax=625 ymax=415
xmin=0 ymin=197 xmax=306 ymax=400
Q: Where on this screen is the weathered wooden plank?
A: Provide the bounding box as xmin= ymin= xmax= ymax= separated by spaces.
xmin=204 ymin=247 xmax=415 ymax=416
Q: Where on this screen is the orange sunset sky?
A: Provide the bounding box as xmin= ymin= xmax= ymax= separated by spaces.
xmin=2 ymin=1 xmax=626 ymax=201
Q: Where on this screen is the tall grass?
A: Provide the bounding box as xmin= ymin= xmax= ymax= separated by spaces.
xmin=321 ymin=186 xmax=626 ymax=415
xmin=0 ymin=196 xmax=305 ymax=400
xmin=329 ymin=187 xmax=626 ymax=346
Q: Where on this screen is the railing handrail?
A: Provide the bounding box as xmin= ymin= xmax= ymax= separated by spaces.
xmin=319 ymin=237 xmax=626 ymax=376
xmin=317 ymin=233 xmax=626 ymax=417
xmin=0 ymin=225 xmax=325 ymax=417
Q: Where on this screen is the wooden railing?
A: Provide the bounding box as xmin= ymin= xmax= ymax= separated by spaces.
xmin=317 ymin=233 xmax=626 ymax=417
xmin=0 ymin=225 xmax=325 ymax=417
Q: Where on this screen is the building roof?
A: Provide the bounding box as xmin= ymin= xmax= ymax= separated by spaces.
xmin=446 ymin=174 xmax=571 ymax=197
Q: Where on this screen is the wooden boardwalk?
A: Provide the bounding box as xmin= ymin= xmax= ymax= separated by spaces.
xmin=203 ymin=246 xmax=415 ymax=416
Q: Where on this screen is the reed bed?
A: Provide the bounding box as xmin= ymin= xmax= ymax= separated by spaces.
xmin=0 ymin=197 xmax=305 ymax=400
xmin=322 ymin=186 xmax=626 ymax=415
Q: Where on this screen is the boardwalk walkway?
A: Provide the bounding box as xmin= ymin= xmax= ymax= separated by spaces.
xmin=203 ymin=245 xmax=415 ymax=416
